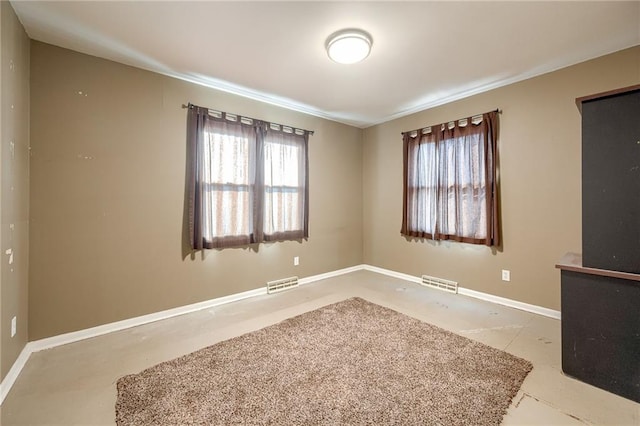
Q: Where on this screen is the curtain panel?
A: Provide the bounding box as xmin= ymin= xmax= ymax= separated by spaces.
xmin=187 ymin=106 xmax=309 ymax=250
xmin=262 ymin=125 xmax=309 ymax=242
xmin=401 ymin=111 xmax=499 ymax=246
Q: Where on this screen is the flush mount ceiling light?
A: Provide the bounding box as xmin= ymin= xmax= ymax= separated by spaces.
xmin=325 ymin=29 xmax=373 ymax=64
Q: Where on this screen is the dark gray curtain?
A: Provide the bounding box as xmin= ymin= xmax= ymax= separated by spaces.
xmin=187 ymin=105 xmax=309 ymax=250
xmin=187 ymin=105 xmax=208 ymax=250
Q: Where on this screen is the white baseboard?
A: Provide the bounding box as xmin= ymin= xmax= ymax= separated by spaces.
xmin=0 ymin=262 xmax=560 ymax=405
xmin=0 ymin=264 xmax=361 ymax=405
xmin=298 ymin=265 xmax=363 ymax=285
xmin=28 ymin=287 xmax=267 ymax=354
xmin=361 ymin=264 xmax=423 ymax=284
xmin=0 ymin=286 xmax=262 ymax=406
xmin=0 ymin=345 xmax=31 ymax=404
xmin=361 ymin=264 xmax=561 ymax=320
xmin=457 ymin=287 xmax=561 ymax=320
xmin=28 ymin=264 xmax=362 ymax=354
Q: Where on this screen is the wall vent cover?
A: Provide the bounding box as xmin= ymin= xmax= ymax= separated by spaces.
xmin=421 ymin=274 xmax=458 ymax=294
xmin=267 ymin=276 xmax=299 ymax=294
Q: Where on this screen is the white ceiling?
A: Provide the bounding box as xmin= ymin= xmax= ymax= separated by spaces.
xmin=11 ymin=1 xmax=640 ymax=128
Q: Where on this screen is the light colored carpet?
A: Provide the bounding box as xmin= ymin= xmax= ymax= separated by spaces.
xmin=116 ymin=297 xmax=533 ymax=425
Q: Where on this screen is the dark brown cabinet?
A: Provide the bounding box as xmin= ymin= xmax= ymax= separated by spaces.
xmin=556 ymin=85 xmax=640 ymax=404
xmin=581 ymin=87 xmax=640 ymax=274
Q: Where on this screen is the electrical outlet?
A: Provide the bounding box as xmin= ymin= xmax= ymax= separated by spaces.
xmin=11 ymin=316 xmax=16 ymax=337
xmin=294 ymin=256 xmax=300 ymax=266
xmin=501 ymin=270 xmax=511 ymax=282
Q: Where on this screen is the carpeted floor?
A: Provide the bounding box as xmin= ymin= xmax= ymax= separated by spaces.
xmin=115 ymin=297 xmax=533 ymax=425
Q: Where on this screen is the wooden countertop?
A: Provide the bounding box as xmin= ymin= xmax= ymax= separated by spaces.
xmin=556 ymin=252 xmax=640 ymax=283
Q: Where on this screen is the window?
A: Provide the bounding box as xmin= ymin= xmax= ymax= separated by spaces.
xmin=187 ymin=106 xmax=309 ymax=250
xmin=263 ymin=128 xmax=308 ymax=240
xmin=401 ymin=111 xmax=499 ymax=246
xmin=201 ymin=118 xmax=255 ymax=247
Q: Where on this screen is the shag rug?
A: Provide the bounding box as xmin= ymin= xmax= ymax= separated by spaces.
xmin=115 ymin=297 xmax=532 ymax=425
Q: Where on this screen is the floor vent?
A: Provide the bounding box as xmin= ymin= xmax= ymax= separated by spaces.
xmin=267 ymin=276 xmax=299 ymax=294
xmin=421 ymin=274 xmax=458 ymax=294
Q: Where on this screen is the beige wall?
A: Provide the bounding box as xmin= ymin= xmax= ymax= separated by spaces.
xmin=1 ymin=1 xmax=30 ymax=380
xmin=22 ymin=37 xmax=640 ymax=340
xmin=29 ymin=42 xmax=363 ymax=340
xmin=363 ymin=46 xmax=640 ymax=311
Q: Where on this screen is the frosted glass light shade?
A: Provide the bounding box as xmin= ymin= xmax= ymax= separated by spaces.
xmin=326 ymin=30 xmax=372 ymax=64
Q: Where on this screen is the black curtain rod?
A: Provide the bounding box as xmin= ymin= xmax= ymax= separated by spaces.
xmin=182 ymin=103 xmax=315 ymax=136
xmin=400 ymin=108 xmax=502 ymax=136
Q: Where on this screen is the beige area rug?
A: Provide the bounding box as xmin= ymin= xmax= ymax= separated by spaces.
xmin=116 ymin=297 xmax=532 ymax=425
